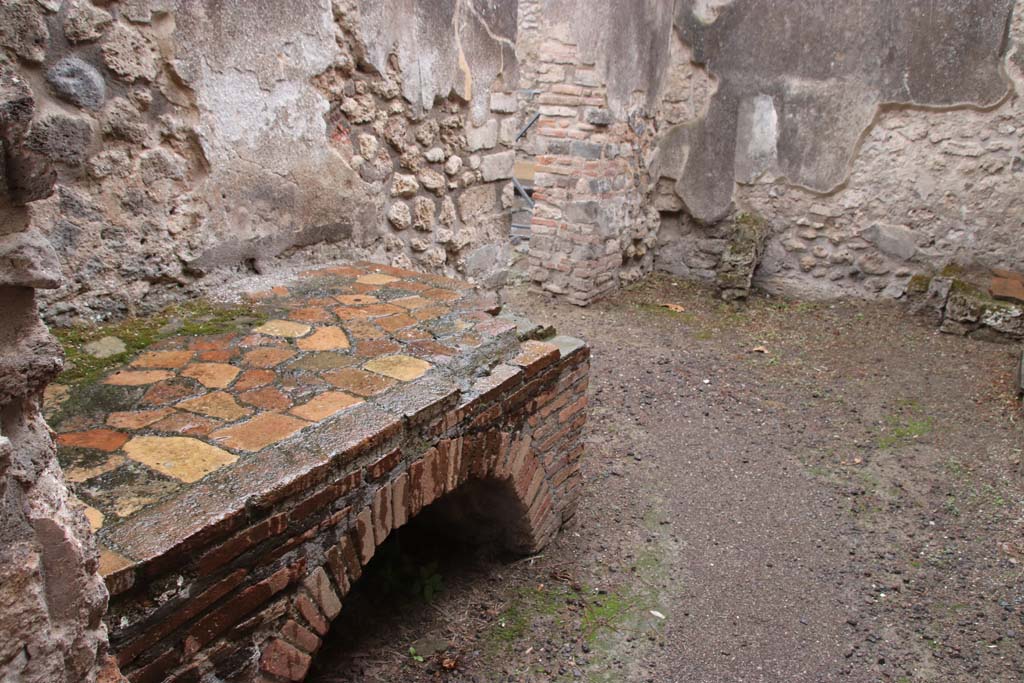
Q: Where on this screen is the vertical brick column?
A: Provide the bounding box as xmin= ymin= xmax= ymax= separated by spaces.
xmin=524 ymin=37 xmax=656 ymax=306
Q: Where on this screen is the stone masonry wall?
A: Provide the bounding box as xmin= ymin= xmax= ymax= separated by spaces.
xmin=0 ymin=63 xmax=112 ymax=683
xmin=0 ymin=0 xmax=520 ymax=326
xmin=654 ymin=0 xmax=1024 ymax=303
xmin=517 ymin=0 xmax=1024 ymax=308
xmin=101 ymin=329 xmax=588 ymax=683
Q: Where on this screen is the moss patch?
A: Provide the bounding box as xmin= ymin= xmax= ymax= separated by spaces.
xmin=907 ymin=274 xmax=933 ymax=294
xmin=877 ymin=411 xmax=934 ymax=450
xmin=54 ymin=300 xmax=266 ymax=388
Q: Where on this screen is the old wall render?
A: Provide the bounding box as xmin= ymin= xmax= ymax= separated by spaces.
xmin=0 ymin=64 xmax=112 ymax=683
xmin=2 ymin=0 xmax=520 ymax=325
xmin=520 ymin=0 xmax=1022 ymax=307
xmin=654 ymin=0 xmax=1024 ymax=302
xmin=6 ymin=0 xmax=1019 ymax=317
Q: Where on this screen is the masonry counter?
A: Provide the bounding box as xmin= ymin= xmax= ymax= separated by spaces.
xmin=50 ymin=262 xmax=589 ymax=683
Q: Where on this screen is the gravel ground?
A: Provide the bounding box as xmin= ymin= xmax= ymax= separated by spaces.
xmin=309 ymin=275 xmax=1024 ymax=683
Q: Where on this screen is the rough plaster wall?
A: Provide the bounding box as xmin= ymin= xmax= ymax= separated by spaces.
xmin=654 ymin=0 xmax=1024 ymax=301
xmin=359 ymin=0 xmax=518 ymax=124
xmin=0 ymin=0 xmax=518 ymax=325
xmin=172 ymin=0 xmax=381 ymax=275
xmin=0 ymin=63 xmax=111 ymax=683
xmin=538 ymin=0 xmax=674 ymax=117
xmin=657 ymin=0 xmax=1015 ymax=224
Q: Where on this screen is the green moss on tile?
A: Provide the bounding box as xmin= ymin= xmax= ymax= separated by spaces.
xmin=907 ymin=274 xmax=933 ymax=294
xmin=54 ymin=300 xmax=267 ymax=388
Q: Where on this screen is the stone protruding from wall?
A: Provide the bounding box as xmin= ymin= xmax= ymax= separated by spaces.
xmin=0 ymin=63 xmax=111 ymax=683
xmin=715 ymin=213 xmax=768 ymax=302
xmin=905 ymin=269 xmax=1024 ymax=342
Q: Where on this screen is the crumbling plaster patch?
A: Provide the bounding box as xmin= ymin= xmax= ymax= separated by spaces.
xmin=172 ymin=0 xmax=382 ymax=273
xmin=655 ymin=0 xmax=1016 ymax=224
xmin=652 ymin=0 xmax=1024 ymax=302
xmin=537 ymin=0 xmax=675 ymax=117
xmin=359 ymin=0 xmax=518 ymax=124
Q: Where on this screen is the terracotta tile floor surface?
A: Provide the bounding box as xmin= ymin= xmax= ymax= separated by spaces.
xmin=50 ymin=262 xmax=521 ymax=579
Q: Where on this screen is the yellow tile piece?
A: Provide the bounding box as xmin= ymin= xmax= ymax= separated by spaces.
xmin=181 ymin=362 xmax=241 ymax=388
xmin=364 ymin=354 xmax=432 ymax=382
xmin=210 ymin=413 xmax=310 ymax=452
xmin=123 ymin=435 xmax=238 ymax=483
xmin=356 ymin=273 xmax=399 ymax=285
xmin=297 ymin=326 xmax=351 ymax=351
xmin=98 ymin=547 xmax=133 ymax=577
xmin=290 ymin=391 xmax=363 ymax=422
xmin=83 ymin=505 xmax=104 ymax=530
xmin=65 ymin=454 xmax=126 ymax=483
xmin=253 ymin=320 xmax=312 ymax=338
xmin=176 ymin=391 xmax=252 ymax=421
xmin=131 ymin=350 xmax=194 ymax=369
xmin=104 ymin=370 xmax=174 ymax=386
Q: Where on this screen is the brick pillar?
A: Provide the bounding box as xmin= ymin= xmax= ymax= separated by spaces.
xmin=524 ymin=37 xmax=655 ymax=306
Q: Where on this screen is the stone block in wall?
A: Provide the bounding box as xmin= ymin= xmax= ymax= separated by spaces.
xmin=906 ymin=275 xmax=952 ymax=323
xmin=412 ymin=197 xmax=435 ymax=231
xmin=417 ymin=169 xmax=446 ymax=195
xmin=4 ymin=148 xmax=56 ymax=205
xmin=101 ymin=98 xmax=149 ymax=144
xmin=480 ymin=151 xmax=514 ymax=181
xmin=387 ymin=201 xmax=412 ymax=230
xmin=859 ymin=223 xmax=917 ymax=261
xmin=101 ymin=22 xmax=159 ymax=83
xmin=63 ymin=0 xmax=113 ymax=43
xmin=466 ymin=120 xmax=498 ymax=151
xmin=46 ymin=57 xmax=106 ymax=111
xmin=940 ymin=279 xmax=1024 ymax=341
xmin=444 ymin=155 xmax=463 ymax=175
xmin=569 ymin=140 xmax=603 ymax=160
xmin=0 ymin=230 xmax=62 ymax=289
xmin=499 ymin=117 xmax=519 ymax=145
xmin=490 ymin=92 xmax=517 ymax=114
xmin=25 ymin=114 xmax=95 ymax=168
xmin=0 ymin=0 xmax=49 ymax=63
xmin=390 ymin=174 xmax=419 ymax=197
xmin=457 ymin=188 xmax=495 ymax=224
xmin=716 ymin=215 xmax=769 ymax=302
xmin=583 ymin=107 xmax=613 ymax=126
xmin=538 ymin=105 xmax=577 ymax=118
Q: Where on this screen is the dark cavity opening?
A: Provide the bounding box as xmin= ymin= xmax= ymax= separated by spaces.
xmin=307 ymin=477 xmax=533 ymax=682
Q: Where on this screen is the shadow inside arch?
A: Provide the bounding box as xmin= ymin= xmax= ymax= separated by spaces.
xmin=307 ymin=476 xmax=538 ymax=682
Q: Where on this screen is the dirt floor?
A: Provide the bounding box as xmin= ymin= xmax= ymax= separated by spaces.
xmin=308 ymin=275 xmax=1024 ymax=683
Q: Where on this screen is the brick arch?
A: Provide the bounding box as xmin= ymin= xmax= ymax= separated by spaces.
xmin=104 ymin=337 xmax=587 ymax=683
xmin=258 ymin=431 xmax=567 ymax=682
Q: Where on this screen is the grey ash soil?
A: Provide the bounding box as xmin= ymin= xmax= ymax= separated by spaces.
xmin=309 ymin=275 xmax=1024 ymax=683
